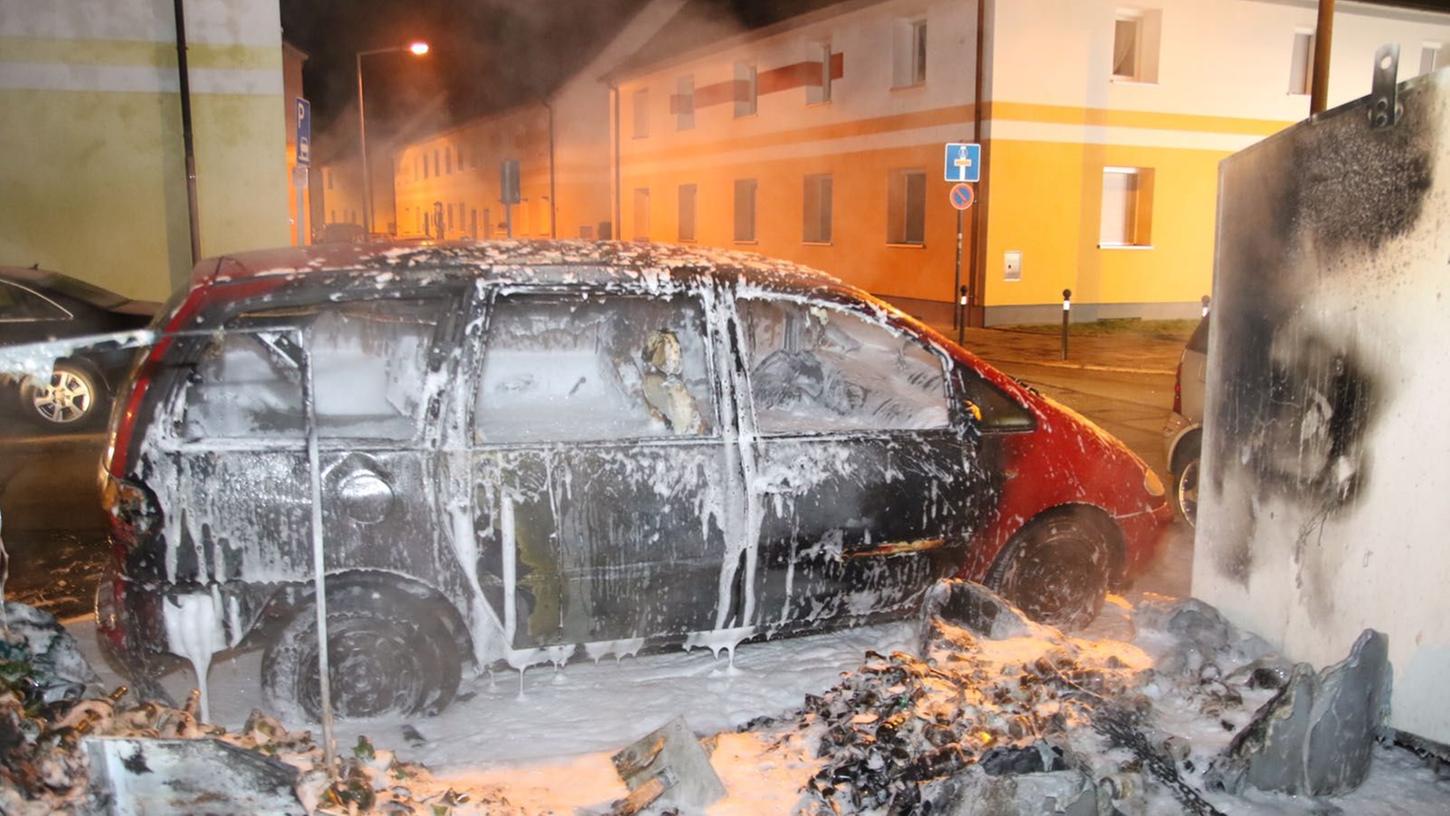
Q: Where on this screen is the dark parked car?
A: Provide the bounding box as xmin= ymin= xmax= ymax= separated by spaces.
xmin=94 ymin=242 xmax=1170 ymax=719
xmin=0 ymin=267 xmax=157 ymax=428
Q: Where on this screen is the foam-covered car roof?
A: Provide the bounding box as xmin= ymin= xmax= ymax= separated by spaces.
xmin=198 ymin=240 xmax=850 ymax=296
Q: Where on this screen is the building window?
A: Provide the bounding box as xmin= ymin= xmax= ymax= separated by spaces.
xmin=414 ymin=156 xmax=421 ymax=181
xmin=326 ymin=169 xmax=334 ymax=190
xmin=1112 ymin=9 xmax=1161 ymax=83
xmin=1421 ymin=43 xmax=1446 ymax=76
xmin=1099 ymin=167 xmax=1155 ymax=247
xmin=734 ymin=63 xmax=757 ymax=117
xmin=674 ymin=75 xmax=695 ymax=130
xmin=803 ymin=174 xmax=833 ymax=243
xmin=807 ymin=41 xmax=833 ymax=104
xmin=446 ymin=148 xmax=454 ymax=174
xmin=633 ymin=187 xmax=650 ymax=241
xmin=432 ymin=150 xmax=439 ymax=177
xmin=1289 ymin=30 xmax=1314 ymax=95
xmin=887 ymin=169 xmax=926 ymax=245
xmin=422 ymin=155 xmax=430 ymax=179
xmin=678 ymin=184 xmax=697 ymax=242
xmin=632 ymin=88 xmax=650 ymax=138
xmin=893 ymin=18 xmax=927 ymax=87
xmin=447 ymin=204 xmax=455 ymax=230
xmin=734 ymin=179 xmax=757 ymax=242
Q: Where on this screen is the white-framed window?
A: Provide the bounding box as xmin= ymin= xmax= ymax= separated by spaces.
xmin=807 ymin=41 xmax=833 ymax=104
xmin=734 ymin=179 xmax=757 ymax=242
xmin=632 ymin=88 xmax=650 ymax=138
xmin=678 ymin=184 xmax=697 ymax=242
xmin=1099 ymin=166 xmax=1155 ymax=247
xmin=1112 ymin=8 xmax=1161 ymax=83
xmin=445 ymin=148 xmax=452 ymax=175
xmin=892 ymin=18 xmax=927 ymax=87
xmin=633 ymin=187 xmax=650 ymax=241
xmin=1289 ymin=30 xmax=1315 ymax=95
xmin=803 ymin=174 xmax=833 ymax=243
xmin=734 ymin=63 xmax=757 ymax=117
xmin=887 ymin=169 xmax=926 ymax=245
xmin=1421 ymin=42 xmax=1447 ymax=76
xmin=674 ymin=75 xmax=695 ymax=130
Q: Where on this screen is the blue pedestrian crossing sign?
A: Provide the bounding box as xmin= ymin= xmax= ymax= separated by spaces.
xmin=944 ymin=142 xmax=980 ymax=183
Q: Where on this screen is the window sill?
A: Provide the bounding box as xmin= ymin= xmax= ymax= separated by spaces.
xmin=733 ymin=112 xmax=759 ymax=120
xmin=886 ymin=242 xmax=926 ymax=249
xmin=1098 ymin=243 xmax=1154 ymax=250
xmin=805 ymin=98 xmax=833 ymax=108
xmin=802 ymin=240 xmax=833 ymax=246
xmin=678 ymin=237 xmax=697 ymax=243
xmin=890 ymin=81 xmax=925 ymax=92
xmin=1110 ymin=77 xmax=1159 ymax=86
xmin=733 ymin=239 xmax=759 ymax=245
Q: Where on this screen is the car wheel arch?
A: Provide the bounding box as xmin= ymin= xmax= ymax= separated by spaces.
xmin=986 ymin=503 xmax=1127 ymax=592
xmin=1169 ymin=427 xmax=1203 ymax=478
xmin=259 ymin=569 xmax=475 ymax=668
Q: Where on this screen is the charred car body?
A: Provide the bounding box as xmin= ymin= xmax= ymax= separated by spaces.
xmin=95 ymin=242 xmax=1169 ymax=719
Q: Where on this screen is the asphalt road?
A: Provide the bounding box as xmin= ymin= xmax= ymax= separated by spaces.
xmin=0 ymin=361 xmax=1191 ymax=620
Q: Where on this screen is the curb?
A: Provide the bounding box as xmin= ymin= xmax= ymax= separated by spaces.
xmin=979 ymin=357 xmax=1175 ymax=376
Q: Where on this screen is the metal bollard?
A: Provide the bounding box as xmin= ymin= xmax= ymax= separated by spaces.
xmin=957 ymin=285 xmax=968 ymax=345
xmin=1061 ymin=288 xmax=1072 ymax=360
xmin=1201 ymin=294 xmax=1211 ymax=317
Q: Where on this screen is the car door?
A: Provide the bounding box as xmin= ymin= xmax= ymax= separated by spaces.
xmin=163 ymin=295 xmax=460 ymax=590
xmin=466 ymin=285 xmax=735 ymax=653
xmin=733 ymin=294 xmax=988 ymax=631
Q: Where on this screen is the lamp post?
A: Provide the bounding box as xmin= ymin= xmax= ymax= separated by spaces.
xmin=355 ymin=40 xmax=429 ymax=235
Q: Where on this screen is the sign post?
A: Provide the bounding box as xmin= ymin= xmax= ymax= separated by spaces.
xmin=500 ymin=159 xmax=521 ymax=239
xmin=294 ymin=98 xmax=310 ymax=245
xmin=944 ymin=143 xmax=980 ymax=335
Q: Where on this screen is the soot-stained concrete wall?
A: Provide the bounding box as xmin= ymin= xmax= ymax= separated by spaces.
xmin=1195 ymin=67 xmax=1450 ymax=744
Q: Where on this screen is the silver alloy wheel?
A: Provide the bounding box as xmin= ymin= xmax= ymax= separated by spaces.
xmin=1176 ymin=459 xmax=1199 ymax=528
xmin=31 ymin=368 xmax=94 ymax=424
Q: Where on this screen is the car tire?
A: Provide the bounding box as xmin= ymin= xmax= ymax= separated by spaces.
xmin=19 ymin=363 xmax=103 ymax=428
xmin=1173 ymin=456 xmax=1200 ymax=528
xmin=986 ymin=508 xmax=1114 ymax=630
xmin=262 ymin=582 xmax=461 ymax=722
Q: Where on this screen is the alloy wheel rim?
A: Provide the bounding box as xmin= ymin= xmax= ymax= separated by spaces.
xmin=32 ymin=371 xmax=92 ymax=424
xmin=1178 ymin=461 xmax=1199 ymax=528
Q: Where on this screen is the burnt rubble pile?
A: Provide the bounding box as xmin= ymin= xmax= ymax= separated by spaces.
xmin=785 ymin=581 xmax=1392 ymax=816
xmin=0 ymin=602 xmax=512 ymax=816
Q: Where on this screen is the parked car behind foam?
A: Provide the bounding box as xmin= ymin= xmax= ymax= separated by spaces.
xmin=1163 ymin=315 xmax=1209 ymax=526
xmin=95 ymin=241 xmax=1170 ymax=719
xmin=0 ymin=267 xmax=157 ymax=429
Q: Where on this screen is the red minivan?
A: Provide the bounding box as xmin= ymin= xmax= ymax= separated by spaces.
xmin=95 ymin=241 xmax=1170 ymax=719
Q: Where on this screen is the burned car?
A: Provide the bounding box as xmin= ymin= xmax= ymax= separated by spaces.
xmin=94 ymin=242 xmax=1169 ymax=719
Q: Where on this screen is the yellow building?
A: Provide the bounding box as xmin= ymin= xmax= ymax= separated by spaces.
xmin=609 ymin=0 xmax=1450 ymax=324
xmin=0 ymin=0 xmax=294 ymax=300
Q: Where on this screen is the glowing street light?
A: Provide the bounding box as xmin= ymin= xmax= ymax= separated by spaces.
xmin=355 ymin=41 xmax=430 ymax=235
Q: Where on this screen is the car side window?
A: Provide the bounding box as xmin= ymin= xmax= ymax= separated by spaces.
xmin=738 ymin=298 xmax=948 ymax=434
xmin=474 ymin=292 xmax=716 ymax=444
xmin=959 ymin=371 xmax=1035 ymax=432
xmin=181 ymin=298 xmax=445 ymax=440
xmin=0 ymin=281 xmax=68 ymax=321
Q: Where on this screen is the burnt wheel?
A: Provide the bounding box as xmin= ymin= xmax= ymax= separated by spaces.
xmin=987 ymin=509 xmax=1115 ymax=630
xmin=262 ymin=583 xmax=461 ymax=721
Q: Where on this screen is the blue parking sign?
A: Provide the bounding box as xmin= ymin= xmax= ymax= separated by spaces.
xmin=944 ymin=142 xmax=980 ymax=183
xmin=295 ymin=98 xmax=311 ymax=166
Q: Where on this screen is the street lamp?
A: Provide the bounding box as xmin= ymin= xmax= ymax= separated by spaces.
xmin=355 ymin=40 xmax=429 ymax=235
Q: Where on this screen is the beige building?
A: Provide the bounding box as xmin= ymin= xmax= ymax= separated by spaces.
xmin=0 ymin=0 xmax=295 ymax=299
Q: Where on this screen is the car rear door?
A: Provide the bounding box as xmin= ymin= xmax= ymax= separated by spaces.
xmin=164 ymin=295 xmax=460 ymax=590
xmin=733 ymin=294 xmax=988 ymax=631
xmin=465 ymin=284 xmax=735 ymax=654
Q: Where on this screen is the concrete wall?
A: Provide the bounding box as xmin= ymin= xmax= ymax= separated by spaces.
xmin=0 ymin=0 xmax=289 ymax=300
xmin=1195 ymin=69 xmax=1450 ymax=744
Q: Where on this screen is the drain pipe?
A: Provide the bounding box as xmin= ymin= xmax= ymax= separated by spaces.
xmin=967 ymin=0 xmax=989 ymax=328
xmin=172 ymin=0 xmax=202 ymax=264
xmin=544 ymin=98 xmax=557 ymax=238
